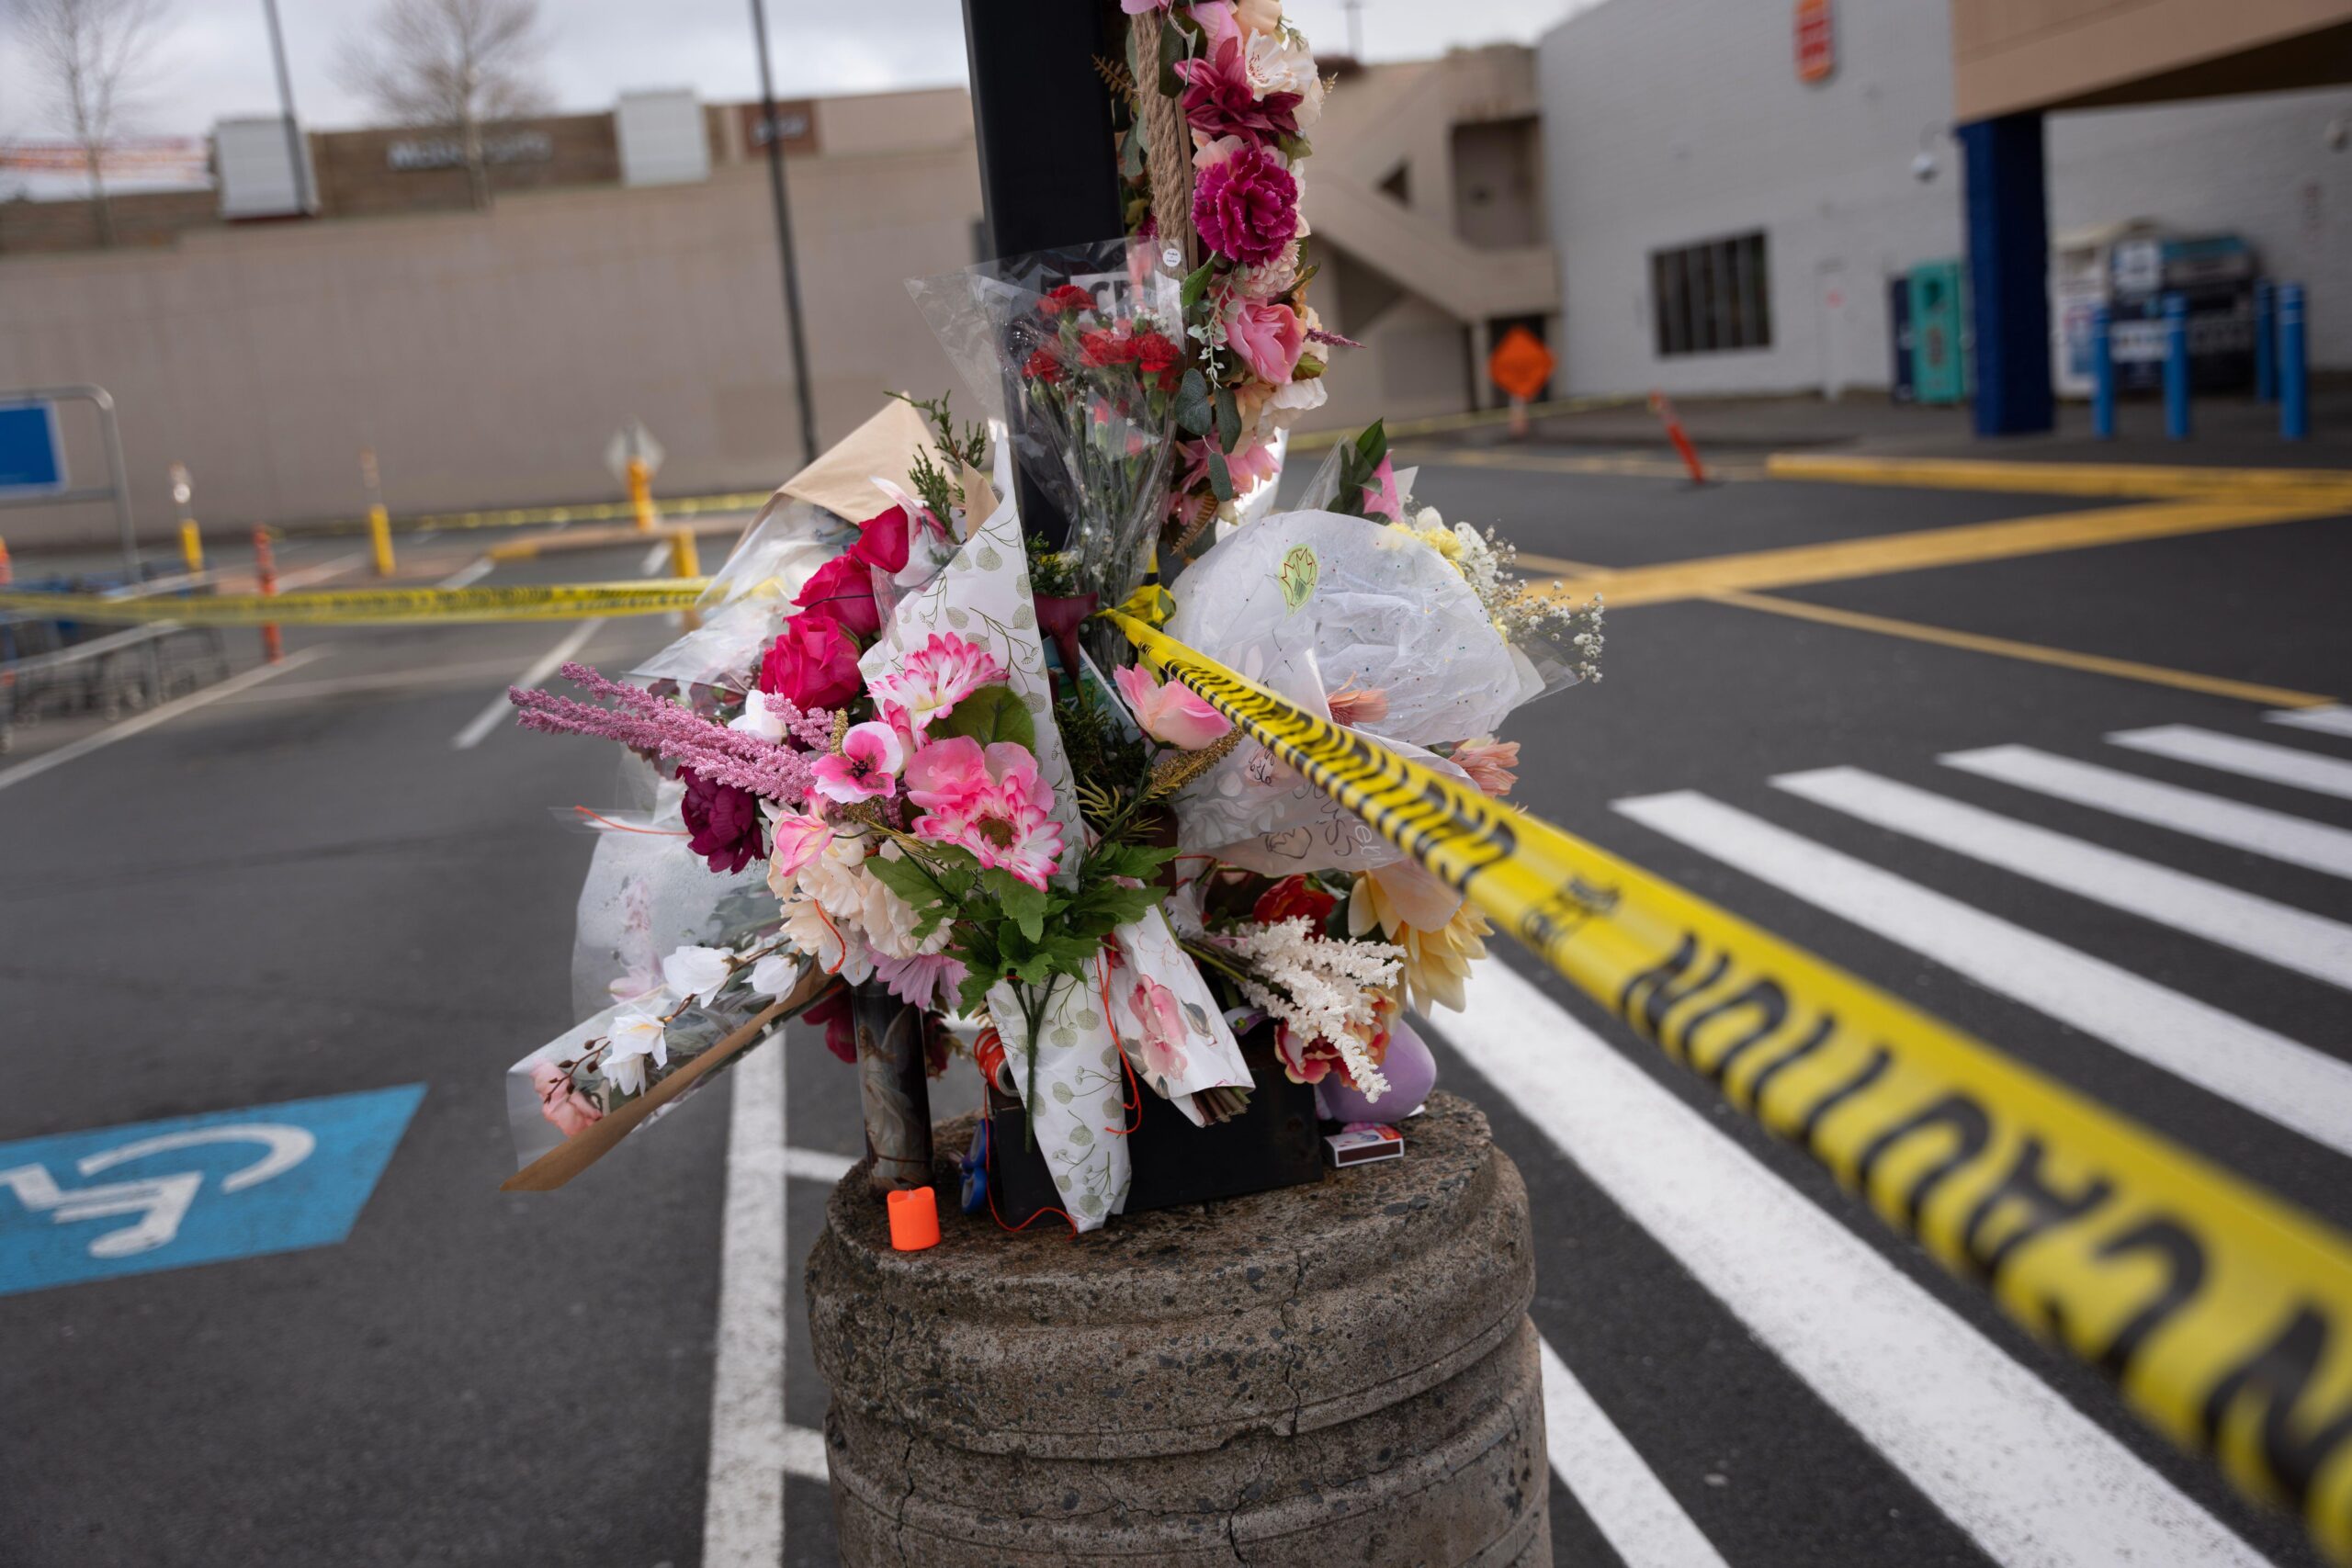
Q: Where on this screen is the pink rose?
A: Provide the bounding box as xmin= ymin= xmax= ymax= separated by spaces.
xmin=793 ymin=553 xmax=880 ymax=637
xmin=850 ymin=505 xmax=910 ymax=573
xmin=529 ymin=1059 xmax=604 ymax=1138
xmin=1114 ymin=664 xmax=1233 ymax=750
xmin=766 ymin=806 xmax=833 ymax=879
xmin=901 ymin=734 xmax=994 ymax=815
xmin=759 ymin=612 xmax=865 ymax=709
xmin=1192 ymin=138 xmax=1298 ymax=266
xmin=1225 ymin=300 xmax=1304 ymax=385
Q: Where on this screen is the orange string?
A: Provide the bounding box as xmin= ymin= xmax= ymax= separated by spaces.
xmin=1095 ymin=953 xmax=1143 ymax=1135
xmin=808 ymin=899 xmax=846 ymax=976
xmin=981 ymin=1114 xmax=1079 ymax=1236
xmin=571 ymin=806 xmax=688 ymax=836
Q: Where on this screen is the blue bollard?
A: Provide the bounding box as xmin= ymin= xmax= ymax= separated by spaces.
xmin=2255 ymin=280 xmax=2278 ymax=402
xmin=2091 ymin=305 xmax=2116 ymax=440
xmin=2280 ymin=281 xmax=2309 ymax=441
xmin=2163 ymin=294 xmax=2191 ymax=441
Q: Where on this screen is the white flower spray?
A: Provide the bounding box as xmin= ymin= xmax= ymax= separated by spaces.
xmin=1223 ymin=916 xmax=1404 ymax=1097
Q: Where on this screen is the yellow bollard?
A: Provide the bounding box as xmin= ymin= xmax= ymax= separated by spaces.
xmin=628 ymin=457 xmax=657 ymax=534
xmin=179 ymin=521 xmax=205 ymax=575
xmin=669 ymin=528 xmax=702 ymax=630
xmin=368 ymin=504 xmax=395 ymax=577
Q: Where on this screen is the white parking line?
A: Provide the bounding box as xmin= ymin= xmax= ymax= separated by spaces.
xmin=1436 ymin=958 xmax=2269 ymax=1568
xmin=641 ymin=540 xmax=672 ymax=575
xmin=449 ymin=619 xmax=602 ymax=750
xmin=784 ymin=1145 xmax=854 ymax=1184
xmin=1776 ymin=766 xmax=2352 ymax=990
xmin=1615 ymin=790 xmax=2352 ymax=1160
xmin=436 ymin=557 xmax=495 ymax=591
xmin=0 ymin=647 xmax=329 ymax=795
xmin=1943 ymin=744 xmax=2352 ymax=881
xmin=1539 ymin=1337 xmax=1730 ymax=1568
xmin=704 ymin=1036 xmax=790 ymax=1568
xmin=2111 ymin=724 xmax=2352 ymax=802
xmin=275 ymin=548 xmax=372 ymax=592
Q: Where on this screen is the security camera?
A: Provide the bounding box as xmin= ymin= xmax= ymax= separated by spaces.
xmin=1911 ymin=150 xmax=1939 ymax=183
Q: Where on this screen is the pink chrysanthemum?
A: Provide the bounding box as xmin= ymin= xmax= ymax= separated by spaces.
xmin=909 ymin=738 xmax=1065 ymax=890
xmin=867 ymin=632 xmax=1006 ymax=734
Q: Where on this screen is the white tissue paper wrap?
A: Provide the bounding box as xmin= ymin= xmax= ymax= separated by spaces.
xmin=1162 ymin=508 xmax=1517 ymax=882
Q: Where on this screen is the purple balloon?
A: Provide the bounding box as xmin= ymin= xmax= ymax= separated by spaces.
xmin=1317 ymin=1016 xmax=1439 ymax=1125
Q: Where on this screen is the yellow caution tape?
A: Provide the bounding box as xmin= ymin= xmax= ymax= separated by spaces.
xmin=0 ymin=580 xmax=707 ymax=626
xmin=1108 ymin=608 xmax=2352 ymax=1563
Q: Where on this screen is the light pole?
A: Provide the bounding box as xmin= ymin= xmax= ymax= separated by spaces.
xmin=259 ymin=0 xmax=311 ymax=213
xmin=749 ymin=0 xmax=819 ymax=468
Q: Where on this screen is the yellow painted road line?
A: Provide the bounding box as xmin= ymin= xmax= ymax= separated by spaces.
xmin=1707 ymin=591 xmax=2335 ymax=709
xmin=1527 ymin=498 xmax=2342 ymax=608
xmin=1768 ymin=452 xmax=2352 ymax=503
xmin=1510 ymin=548 xmax=2331 ymax=708
xmin=1402 ymin=446 xmax=1765 ymax=482
xmin=487 ymin=516 xmax=750 ymax=562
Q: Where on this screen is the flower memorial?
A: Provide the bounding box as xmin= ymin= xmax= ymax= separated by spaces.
xmin=495 ymin=0 xmax=1605 ymax=1234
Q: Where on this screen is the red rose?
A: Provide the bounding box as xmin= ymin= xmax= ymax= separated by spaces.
xmin=792 ymin=552 xmax=880 ymax=637
xmin=1253 ymin=874 xmax=1337 ymax=930
xmin=1038 ymin=284 xmax=1095 ymax=318
xmin=849 ymin=504 xmax=910 ymax=573
xmin=1080 ymin=328 xmax=1139 ymax=367
xmin=1134 ymin=331 xmax=1185 ymax=389
xmin=759 ymin=610 xmax=865 ymax=710
xmin=1023 ymin=346 xmax=1065 ymax=385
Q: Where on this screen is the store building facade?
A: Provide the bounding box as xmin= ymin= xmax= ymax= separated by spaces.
xmin=1534 ymin=0 xmax=2352 ymax=401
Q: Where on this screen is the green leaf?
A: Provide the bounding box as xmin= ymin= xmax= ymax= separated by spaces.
xmin=1120 ymin=124 xmax=1147 ymax=179
xmin=1156 ymin=15 xmax=1186 ymax=94
xmin=865 ymin=852 xmax=947 ymax=911
xmin=1173 ymin=368 xmax=1213 ymax=437
xmin=984 ymin=869 xmax=1053 ymax=943
xmin=1180 ymin=260 xmax=1216 ymax=310
xmin=933 ymin=683 xmax=1036 ymax=750
xmin=1212 ymin=385 xmax=1241 ymax=453
xmin=1352 ymin=419 xmax=1388 ymax=466
xmin=1206 ymin=447 xmax=1234 ymax=502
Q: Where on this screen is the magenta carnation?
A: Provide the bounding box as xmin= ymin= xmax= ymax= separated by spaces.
xmin=1193 ymin=141 xmax=1298 ymax=266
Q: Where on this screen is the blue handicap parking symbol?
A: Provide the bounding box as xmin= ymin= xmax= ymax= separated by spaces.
xmin=0 ymin=1085 xmax=424 ymax=1297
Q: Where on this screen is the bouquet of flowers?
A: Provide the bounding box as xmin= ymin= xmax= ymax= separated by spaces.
xmin=493 ymin=0 xmax=1605 ymax=1230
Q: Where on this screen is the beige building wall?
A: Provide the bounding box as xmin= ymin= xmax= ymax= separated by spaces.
xmin=0 ymin=132 xmax=985 ymax=545
xmin=1953 ymin=0 xmax=2352 ymax=119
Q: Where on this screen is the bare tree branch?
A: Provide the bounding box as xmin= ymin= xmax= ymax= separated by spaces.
xmin=334 ymin=0 xmax=552 ymax=209
xmin=9 ymin=0 xmax=172 ymax=245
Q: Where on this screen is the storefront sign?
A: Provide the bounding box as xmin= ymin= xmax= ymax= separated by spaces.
xmin=387 ymin=130 xmax=554 ymax=172
xmin=737 ymin=101 xmax=820 ymax=155
xmin=1795 ymin=0 xmax=1835 ymax=85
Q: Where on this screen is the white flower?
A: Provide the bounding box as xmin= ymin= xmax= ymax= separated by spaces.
xmin=600 ymin=1002 xmax=672 ymax=1098
xmin=1246 ymin=32 xmax=1322 ymax=128
xmin=1224 ymin=917 xmax=1403 ymax=1094
xmin=660 ymin=945 xmax=733 ymax=1006
xmin=729 ymin=694 xmax=793 ymax=741
xmin=1265 ymin=377 xmax=1327 ymax=430
xmin=778 ymin=894 xmax=875 ymax=984
xmin=748 ymin=952 xmax=804 ymax=998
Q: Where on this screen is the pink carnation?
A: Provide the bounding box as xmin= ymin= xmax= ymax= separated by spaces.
xmin=867 ymin=631 xmax=1005 ymax=734
xmin=1192 ymin=138 xmax=1298 ymax=266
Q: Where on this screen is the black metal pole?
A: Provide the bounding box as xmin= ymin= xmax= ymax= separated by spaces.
xmin=959 ymin=0 xmax=1126 ymax=546
xmin=260 ymin=0 xmax=311 ymax=214
xmin=750 ymin=0 xmax=820 ymax=468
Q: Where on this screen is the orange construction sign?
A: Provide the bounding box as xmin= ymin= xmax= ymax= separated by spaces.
xmin=1487 ymin=326 xmax=1555 ymax=402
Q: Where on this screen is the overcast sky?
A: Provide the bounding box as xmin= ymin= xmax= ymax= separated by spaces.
xmin=0 ymin=0 xmax=1596 ymax=144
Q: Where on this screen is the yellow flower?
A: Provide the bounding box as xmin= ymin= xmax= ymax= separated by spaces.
xmin=1348 ymin=864 xmax=1490 ymax=1014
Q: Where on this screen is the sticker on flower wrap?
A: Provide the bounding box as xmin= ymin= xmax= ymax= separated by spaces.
xmin=1278 ymin=544 xmax=1319 ymax=612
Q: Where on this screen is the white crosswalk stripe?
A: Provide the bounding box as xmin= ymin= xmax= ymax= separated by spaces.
xmin=2267 ymin=704 xmax=2352 ymax=739
xmin=1941 ymin=744 xmax=2352 ymax=881
xmin=1774 ymin=765 xmax=2352 ymax=990
xmin=2111 ymin=724 xmax=2352 ymax=801
xmin=1436 ymin=959 xmax=2269 ymax=1568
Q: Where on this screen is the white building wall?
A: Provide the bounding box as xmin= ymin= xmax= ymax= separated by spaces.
xmin=1538 ymin=0 xmax=2352 ymax=396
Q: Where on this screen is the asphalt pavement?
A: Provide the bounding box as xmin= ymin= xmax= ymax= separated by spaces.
xmin=3 ymin=444 xmax=2348 ymax=1568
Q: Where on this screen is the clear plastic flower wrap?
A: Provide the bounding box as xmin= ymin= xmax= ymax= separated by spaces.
xmin=908 ymin=240 xmax=1183 ymax=605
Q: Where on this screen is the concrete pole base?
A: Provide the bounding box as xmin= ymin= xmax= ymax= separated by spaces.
xmin=806 ymin=1093 xmax=1548 ymax=1565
